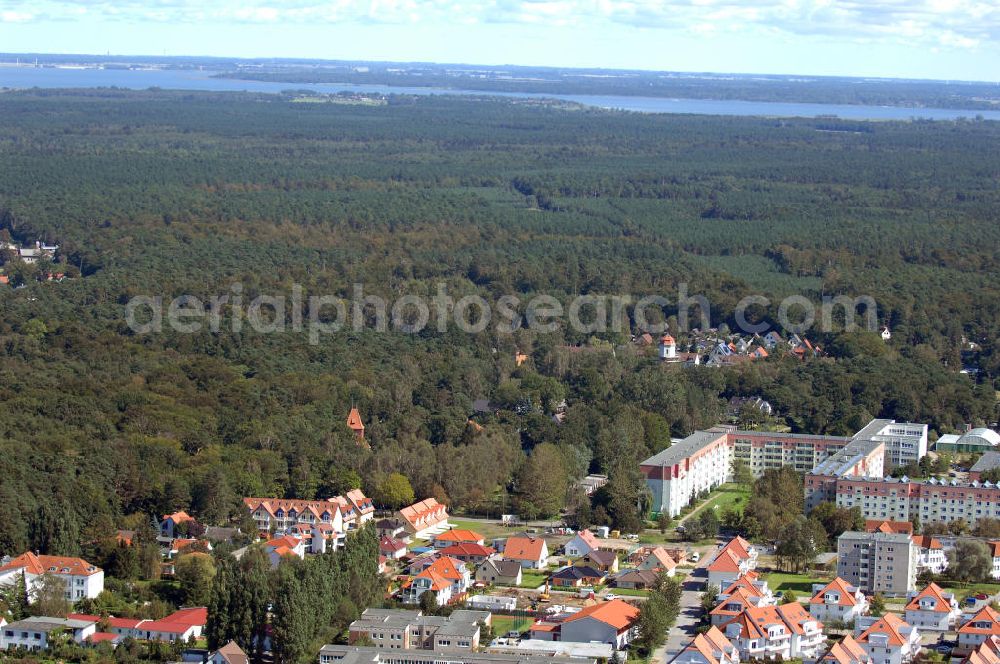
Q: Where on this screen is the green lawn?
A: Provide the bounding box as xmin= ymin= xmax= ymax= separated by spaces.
xmin=492 ymin=614 xmax=532 ymax=636
xmin=681 ymin=484 xmax=749 ymax=524
xmin=519 ymin=571 xmax=549 ymax=588
xmin=449 ymin=518 xmax=510 ymax=541
xmin=939 ymin=582 xmax=1000 ymax=598
xmin=610 ymin=587 xmax=650 ymax=597
xmin=764 ymin=572 xmax=829 ymax=595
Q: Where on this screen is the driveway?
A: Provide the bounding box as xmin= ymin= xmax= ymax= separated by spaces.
xmin=654 ymin=544 xmax=719 ymax=663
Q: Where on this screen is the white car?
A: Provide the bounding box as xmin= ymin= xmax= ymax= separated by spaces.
xmin=604 ymin=594 xmax=617 ymax=601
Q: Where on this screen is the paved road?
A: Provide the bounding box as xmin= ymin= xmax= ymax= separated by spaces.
xmin=655 ymin=544 xmax=719 ymax=664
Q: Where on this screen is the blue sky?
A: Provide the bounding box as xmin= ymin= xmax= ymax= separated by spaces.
xmin=1 ymin=1 xmax=997 ymax=81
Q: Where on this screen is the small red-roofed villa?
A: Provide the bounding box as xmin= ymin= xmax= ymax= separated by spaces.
xmin=904 ymin=583 xmax=960 ymax=631
xmin=0 ymin=552 xmax=104 ymax=600
xmin=820 ymin=635 xmax=872 ymax=664
xmin=960 ymin=606 xmax=1000 ymax=650
xmin=855 ymin=614 xmax=922 ymax=664
xmin=669 ymin=625 xmax=740 ymax=664
xmin=808 ymin=577 xmax=869 ymax=624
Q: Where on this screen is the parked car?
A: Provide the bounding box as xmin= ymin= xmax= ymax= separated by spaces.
xmin=604 ymin=594 xmax=618 ymax=601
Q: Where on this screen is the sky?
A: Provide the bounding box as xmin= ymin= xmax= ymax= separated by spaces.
xmin=0 ymin=1 xmax=997 ymax=81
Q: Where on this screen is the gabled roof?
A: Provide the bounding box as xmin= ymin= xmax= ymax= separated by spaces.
xmin=434 ymin=528 xmax=484 ymax=544
xmin=563 ymin=599 xmax=639 ymax=631
xmin=0 ymin=552 xmax=102 ymax=577
xmin=552 ymin=565 xmax=604 ymax=581
xmin=142 ymin=607 xmax=208 ymax=634
xmin=504 ymin=535 xmax=546 ymax=562
xmin=644 ymin=547 xmax=678 ymax=570
xmin=379 ymin=536 xmax=407 ymax=553
xmin=723 ymin=603 xmax=819 ymax=641
xmin=822 ymin=635 xmax=869 ymax=664
xmin=864 ymin=519 xmax=913 ymax=535
xmin=964 ymin=635 xmax=1000 ymax=664
xmin=416 ymin=556 xmax=466 ymax=583
xmin=573 ymin=529 xmax=601 ymax=550
xmin=438 ymin=542 xmax=497 ymax=558
xmin=163 ymin=510 xmax=195 ymax=524
xmin=215 ymin=640 xmax=250 ymax=664
xmin=857 ymin=613 xmax=910 ymax=646
xmin=722 ymin=574 xmax=764 ymax=599
xmin=905 ymin=583 xmax=953 ymax=613
xmin=478 ymin=558 xmax=522 ymax=578
xmin=810 ymin=577 xmax=860 ymax=607
xmin=585 ymin=549 xmax=617 ymax=566
xmin=615 ymin=569 xmax=659 ymax=586
xmin=989 ymin=541 xmax=1000 ymax=558
xmin=912 ymin=535 xmax=943 ymax=550
xmin=681 ymin=626 xmax=736 ymax=664
xmin=710 ymin=587 xmax=760 ymax=618
xmin=960 ymin=607 xmax=1000 ymax=636
xmin=707 ymin=549 xmax=743 ymax=573
xmin=776 ymin=602 xmax=820 ymax=636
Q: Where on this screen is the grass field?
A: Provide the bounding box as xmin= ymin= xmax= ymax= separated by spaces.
xmin=681 ymin=484 xmax=750 ymax=524
xmin=764 ymin=572 xmax=829 ymax=595
xmin=519 ymin=571 xmax=549 ymax=588
xmin=610 ymin=587 xmax=650 ymax=597
xmin=939 ymin=582 xmax=1000 ymax=598
xmin=492 ymin=614 xmax=532 ymax=636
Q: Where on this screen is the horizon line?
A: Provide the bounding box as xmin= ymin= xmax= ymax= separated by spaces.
xmin=1 ymin=51 xmax=997 ymax=87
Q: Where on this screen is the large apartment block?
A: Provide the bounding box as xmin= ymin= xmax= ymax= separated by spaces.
xmin=642 ymin=418 xmax=922 ymax=518
xmin=837 ymin=531 xmax=918 ymax=596
xmin=348 ymin=609 xmax=489 ymax=653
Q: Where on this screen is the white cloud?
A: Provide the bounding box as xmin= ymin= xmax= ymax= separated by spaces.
xmin=4 ymin=0 xmax=996 ymax=51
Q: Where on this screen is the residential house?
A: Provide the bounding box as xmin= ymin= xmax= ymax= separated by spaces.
xmin=820 ymin=635 xmax=873 ymax=664
xmin=904 ymin=583 xmax=960 ymax=631
xmin=964 ymin=635 xmax=1000 ymax=664
xmin=565 ymin=530 xmax=600 ymax=557
xmin=0 ymin=552 xmax=104 ymax=601
xmin=402 ymin=557 xmax=470 ymax=607
xmin=581 ymin=550 xmax=618 ymax=573
xmin=134 ymin=607 xmax=207 ymax=642
xmin=264 ymin=535 xmax=306 ymax=568
xmin=377 ymin=519 xmax=409 ymax=541
xmin=706 ymin=550 xmax=749 ymax=589
xmin=912 ymin=536 xmax=947 ymax=575
xmin=346 ymin=489 xmax=376 ymax=524
xmin=288 ymin=521 xmax=341 ymax=554
xmin=475 ymin=559 xmax=522 ymax=587
xmin=438 ymin=543 xmax=497 ymax=566
xmin=210 ymin=641 xmax=250 ymax=664
xmin=959 ymin=607 xmax=1000 ymax=650
xmin=990 ymin=542 xmax=1000 ymax=580
xmin=709 ymin=587 xmax=773 ymax=627
xmin=722 ymin=603 xmax=825 ymax=660
xmin=380 ymin=536 xmax=409 ymax=561
xmin=397 ymin=499 xmax=450 ymax=539
xmin=808 ymin=577 xmax=869 ymax=625
xmin=160 ymin=511 xmax=196 ymax=539
xmin=1 ymin=616 xmax=97 ymax=651
xmin=502 ymin=536 xmax=549 ymax=569
xmin=637 ymin=547 xmax=677 ymax=576
xmin=433 ymin=529 xmax=485 ymax=549
xmin=558 ymin=599 xmax=640 ymax=647
xmin=855 ymin=614 xmax=922 ymax=664
xmin=669 ymin=626 xmax=741 ymax=664
xmin=613 ymin=569 xmax=659 ymax=590
xmin=243 ymin=496 xmax=347 ymax=537
xmin=550 ymin=565 xmax=605 ymax=588
xmin=406 ymin=552 xmax=443 ymax=576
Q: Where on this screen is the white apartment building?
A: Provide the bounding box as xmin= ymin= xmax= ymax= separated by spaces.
xmin=0 ymin=552 xmax=104 ymax=601
xmin=721 ymin=603 xmax=825 ymax=660
xmin=913 ymin=536 xmax=948 ymax=575
xmin=855 ymin=615 xmax=922 ymax=664
xmin=837 ymin=531 xmax=918 ymax=596
xmin=642 ymin=431 xmax=732 ymax=518
xmin=1 ymin=617 xmax=97 ymax=651
xmin=903 ymin=583 xmax=960 ymax=632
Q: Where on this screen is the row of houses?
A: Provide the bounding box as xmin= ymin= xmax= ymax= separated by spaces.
xmin=0 ymin=607 xmax=207 ymax=651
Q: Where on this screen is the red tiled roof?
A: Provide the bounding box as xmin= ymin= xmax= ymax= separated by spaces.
xmin=438 ymin=542 xmax=496 ymax=558
xmin=163 ymin=510 xmax=195 ymax=524
xmin=0 ymin=552 xmax=101 ymax=577
xmin=563 ymin=599 xmax=640 ymax=631
xmin=905 ymin=583 xmax=953 ymax=613
xmin=346 ymin=407 xmax=365 ymax=432
xmin=857 ymin=613 xmax=910 ymax=647
xmin=434 ymin=528 xmax=484 ymax=544
xmin=822 ymin=635 xmax=868 ymax=664
xmin=864 ymin=520 xmax=913 ymax=535
xmin=707 ymin=549 xmax=743 ymax=573
xmin=504 ymin=536 xmax=546 ymax=562
xmin=810 ymin=577 xmax=860 ymax=607
xmin=960 ymin=607 xmax=1000 ymax=636
xmin=88 ymin=632 xmax=119 ymax=644
xmin=911 ymin=535 xmax=942 ymax=550
xmin=142 ymin=607 xmax=207 ymax=634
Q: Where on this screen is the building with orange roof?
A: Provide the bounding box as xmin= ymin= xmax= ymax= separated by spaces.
xmin=437 ymin=543 xmax=497 ymax=565
xmin=960 ymin=607 xmax=1000 ymax=650
xmin=964 ymin=635 xmax=1000 ymax=664
xmin=397 ymin=498 xmax=450 ymax=539
xmin=159 ymin=510 xmax=196 ymax=539
xmin=346 ymin=488 xmax=376 ymax=524
xmin=264 ymin=535 xmax=305 ymax=568
xmin=380 ymin=535 xmax=409 ymax=560
xmin=808 ymin=577 xmax=869 ymax=624
xmin=637 ymin=547 xmax=677 ymax=576
xmin=557 ymin=599 xmax=640 ymax=648
xmin=706 ymin=539 xmax=757 ymax=588
xmin=135 ymin=607 xmax=208 ymax=643
xmin=243 ymin=491 xmax=373 ymax=540
xmin=855 ymin=614 xmax=922 ymax=664
xmin=502 ymin=535 xmax=549 ymax=569
xmin=904 ymin=583 xmax=960 ymax=631
xmin=721 ymin=602 xmax=825 ymax=660
xmin=709 ymin=586 xmax=773 ymax=626
xmin=912 ymin=535 xmax=947 ymax=575
xmin=865 ymin=520 xmax=914 ymax=535
xmin=347 ymin=407 xmax=366 ymax=443
xmin=210 ymin=640 xmax=250 ymax=664
xmin=401 ymin=556 xmax=471 ymax=607
xmin=565 ymin=529 xmax=601 ymax=557
xmin=432 ymin=529 xmax=485 ymax=548
xmin=0 ymin=551 xmax=104 ymax=601
xmin=820 ymin=635 xmax=872 ymax=664
xmin=670 ymin=625 xmax=740 ymax=664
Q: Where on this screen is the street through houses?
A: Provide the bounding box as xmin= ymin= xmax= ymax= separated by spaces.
xmin=656 ymin=543 xmax=719 ymax=663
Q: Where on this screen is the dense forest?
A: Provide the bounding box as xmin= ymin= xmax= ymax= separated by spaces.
xmin=0 ymin=89 xmax=997 ymax=553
